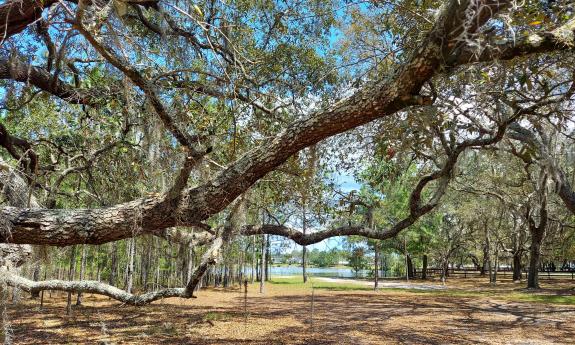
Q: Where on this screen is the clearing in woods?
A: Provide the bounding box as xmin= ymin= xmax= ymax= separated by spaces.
xmin=7 ymin=277 xmax=575 ymax=344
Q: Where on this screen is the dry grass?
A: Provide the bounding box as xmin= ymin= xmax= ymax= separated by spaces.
xmin=6 ymin=277 xmax=575 ymax=344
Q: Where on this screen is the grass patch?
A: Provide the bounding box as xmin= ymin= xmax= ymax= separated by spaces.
xmin=375 ymin=287 xmax=575 ymax=305
xmin=269 ymin=276 xmax=373 ymax=291
xmin=268 ymin=277 xmax=575 ymax=305
xmin=203 ymin=311 xmax=231 ymax=322
xmin=505 ymin=293 xmax=575 ymax=305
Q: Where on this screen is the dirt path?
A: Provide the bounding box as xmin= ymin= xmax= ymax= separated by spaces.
xmin=7 ymin=279 xmax=575 ymax=344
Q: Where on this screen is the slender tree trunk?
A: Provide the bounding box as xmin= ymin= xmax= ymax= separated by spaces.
xmin=490 ymin=248 xmax=499 ymax=284
xmin=155 ymin=258 xmax=161 ymax=290
xmin=186 ymin=245 xmax=194 ymax=285
xmin=40 ymin=269 xmax=46 ymax=310
xmin=30 ymin=259 xmax=41 ymax=299
xmin=404 ymin=237 xmax=409 ymax=281
xmin=109 ymin=242 xmax=118 ymax=286
xmin=480 ymin=242 xmax=489 ymax=276
xmin=125 ymin=238 xmax=135 ymax=293
xmin=374 ymin=242 xmax=379 ymax=290
xmin=90 ymin=246 xmax=95 ymax=280
xmin=302 ymin=206 xmax=308 ymax=283
xmin=441 ymin=258 xmax=449 ymax=284
xmin=406 ymin=254 xmax=414 ymax=279
xmin=66 ymin=245 xmax=77 ymax=315
xmin=76 ymin=244 xmax=87 ymax=305
xmin=259 ymin=235 xmax=266 ymax=294
xmin=512 ymin=251 xmax=522 ymax=282
xmin=265 ymin=235 xmax=270 ymax=281
xmin=251 ymin=237 xmax=255 ymax=283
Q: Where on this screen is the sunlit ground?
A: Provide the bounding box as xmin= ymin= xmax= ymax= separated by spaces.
xmin=6 ymin=276 xmax=575 ymax=344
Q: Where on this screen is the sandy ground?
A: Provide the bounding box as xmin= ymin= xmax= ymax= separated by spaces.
xmin=6 ymin=278 xmax=575 ymax=344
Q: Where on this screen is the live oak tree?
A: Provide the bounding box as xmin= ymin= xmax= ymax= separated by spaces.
xmin=2 ymin=0 xmax=575 ymax=304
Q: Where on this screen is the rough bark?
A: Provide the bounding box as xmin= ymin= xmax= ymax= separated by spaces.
xmin=527 ymin=236 xmax=543 ymax=289
xmin=0 ymin=0 xmax=57 ymax=43
xmin=0 ymin=58 xmax=94 ymax=104
xmin=527 ymin=191 xmax=548 ymax=289
xmin=527 ymin=220 xmax=546 ymax=289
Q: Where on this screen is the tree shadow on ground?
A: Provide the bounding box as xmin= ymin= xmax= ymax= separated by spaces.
xmin=7 ymin=288 xmax=575 ymax=344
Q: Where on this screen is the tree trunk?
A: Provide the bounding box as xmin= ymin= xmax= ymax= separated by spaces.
xmin=302 ymin=207 xmax=308 ymax=283
xmin=441 ymin=259 xmax=449 ymax=284
xmin=490 ymin=249 xmax=498 ymax=284
xmin=125 ymin=238 xmax=135 ymax=293
xmin=250 ymin=237 xmax=255 ymax=283
xmin=480 ymin=242 xmax=489 ymax=276
xmin=109 ymin=242 xmax=118 ymax=286
xmin=406 ymin=254 xmax=414 ymax=279
xmin=186 ymin=245 xmax=194 ymax=285
xmin=374 ymin=242 xmax=379 ymax=290
xmin=527 ymin=241 xmax=541 ymax=289
xmin=421 ymin=254 xmax=428 ymax=280
xmin=259 ymin=235 xmax=266 ymax=294
xmin=76 ymin=244 xmax=87 ymax=305
xmin=30 ymin=259 xmax=41 ymax=298
xmin=527 ymin=229 xmax=544 ymax=289
xmin=512 ymin=251 xmax=522 ymax=282
xmin=265 ymin=235 xmax=270 ymax=281
xmin=528 ymin=204 xmax=547 ymax=288
xmin=66 ymin=245 xmax=77 ymax=315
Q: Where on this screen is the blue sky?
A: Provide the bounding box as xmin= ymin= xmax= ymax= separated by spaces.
xmin=333 ymin=172 xmax=362 ymax=193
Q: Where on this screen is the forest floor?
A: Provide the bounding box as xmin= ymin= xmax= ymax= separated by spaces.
xmin=6 ymin=277 xmax=575 ymax=344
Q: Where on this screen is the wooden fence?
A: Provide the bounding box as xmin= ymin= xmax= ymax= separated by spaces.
xmin=422 ymin=268 xmax=575 ymax=280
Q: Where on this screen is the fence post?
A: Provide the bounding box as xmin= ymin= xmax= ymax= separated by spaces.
xmin=310 ymin=283 xmax=315 ymax=336
xmin=243 ymin=279 xmax=248 ymax=326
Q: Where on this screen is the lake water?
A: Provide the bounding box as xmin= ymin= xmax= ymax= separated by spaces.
xmin=265 ymin=266 xmax=371 ymax=278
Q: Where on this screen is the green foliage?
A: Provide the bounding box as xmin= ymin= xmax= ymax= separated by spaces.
xmin=348 ymin=247 xmax=369 ymax=276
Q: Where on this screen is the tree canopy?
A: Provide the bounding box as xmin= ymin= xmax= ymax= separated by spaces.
xmin=2 ymin=0 xmax=575 ymax=303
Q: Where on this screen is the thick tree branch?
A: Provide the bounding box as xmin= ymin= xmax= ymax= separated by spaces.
xmin=453 ymin=18 xmax=575 ymax=64
xmin=0 ymin=122 xmax=38 ymax=174
xmin=0 ymin=0 xmax=57 ymax=43
xmin=3 ymin=269 xmax=189 ymax=306
xmin=508 ymin=123 xmax=575 ymax=214
xmin=0 ymin=58 xmax=94 ymax=105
